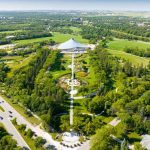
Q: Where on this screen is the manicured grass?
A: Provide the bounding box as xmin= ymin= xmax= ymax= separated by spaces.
xmin=0 ymin=123 xmax=4 ymax=127
xmin=69 ymin=27 xmax=81 ymax=33
xmin=108 ymin=39 xmax=150 ymax=51
xmin=52 ymin=70 xmax=70 ymax=79
xmin=108 ymin=49 xmax=150 ymax=67
xmin=15 ymin=32 xmax=88 ymax=45
xmin=0 ymin=105 xmax=5 ymax=112
xmin=51 ymin=32 xmax=88 ymax=43
xmin=74 ymin=98 xmax=89 ymax=113
xmin=1 ymin=95 xmax=41 ymax=125
xmin=102 ymin=116 xmax=114 ymax=124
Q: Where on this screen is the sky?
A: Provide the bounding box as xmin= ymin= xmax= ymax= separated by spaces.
xmin=0 ymin=0 xmax=150 ymax=11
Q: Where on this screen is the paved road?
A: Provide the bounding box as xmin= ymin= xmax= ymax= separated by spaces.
xmin=0 ymin=96 xmax=60 ymax=149
xmin=0 ymin=107 xmax=30 ymax=149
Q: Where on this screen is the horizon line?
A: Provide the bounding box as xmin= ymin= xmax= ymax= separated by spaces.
xmin=0 ymin=9 xmax=150 ymax=12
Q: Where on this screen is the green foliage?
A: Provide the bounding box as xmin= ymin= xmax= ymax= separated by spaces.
xmin=0 ymin=63 xmax=10 ymax=82
xmin=34 ymin=137 xmax=46 ymax=148
xmin=91 ymin=127 xmax=116 ymax=150
xmin=0 ymin=126 xmax=20 ymax=150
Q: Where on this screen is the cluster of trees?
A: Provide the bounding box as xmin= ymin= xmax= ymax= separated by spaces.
xmin=0 ymin=50 xmax=7 ymax=57
xmin=91 ymin=127 xmax=119 ymax=150
xmin=0 ymin=31 xmax=52 ymax=45
xmin=0 ymin=125 xmax=21 ymax=150
xmin=13 ymin=31 xmax=52 ymax=41
xmin=4 ymin=49 xmax=67 ymax=130
xmin=111 ymin=30 xmax=150 ymax=42
xmin=80 ymin=45 xmax=150 ymax=149
xmin=0 ymin=63 xmax=10 ymax=82
xmin=12 ymin=118 xmax=46 ymax=149
xmin=81 ymin=26 xmax=111 ymax=43
xmin=124 ymin=47 xmax=150 ymax=57
xmin=81 ymin=16 xmax=150 ymax=42
xmin=59 ymin=113 xmax=105 ymax=136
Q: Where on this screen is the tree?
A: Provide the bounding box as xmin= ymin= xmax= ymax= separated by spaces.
xmin=91 ymin=127 xmax=115 ymax=150
xmin=18 ymin=124 xmax=26 ymax=133
xmin=26 ymin=129 xmax=34 ymax=138
xmin=34 ymin=137 xmax=46 ymax=148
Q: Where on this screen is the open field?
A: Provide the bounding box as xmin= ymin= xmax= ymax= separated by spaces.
xmin=15 ymin=32 xmax=88 ymax=45
xmin=108 ymin=49 xmax=150 ymax=67
xmin=108 ymin=39 xmax=150 ymax=51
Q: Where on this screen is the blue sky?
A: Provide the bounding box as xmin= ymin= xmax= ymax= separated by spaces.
xmin=0 ymin=0 xmax=150 ymax=11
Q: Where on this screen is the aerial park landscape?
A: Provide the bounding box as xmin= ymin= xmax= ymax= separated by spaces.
xmin=0 ymin=0 xmax=150 ymax=150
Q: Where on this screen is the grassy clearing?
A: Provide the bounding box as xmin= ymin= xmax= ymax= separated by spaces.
xmin=0 ymin=105 xmax=5 ymax=112
xmin=74 ymin=98 xmax=89 ymax=113
xmin=69 ymin=27 xmax=81 ymax=33
xmin=108 ymin=39 xmax=150 ymax=51
xmin=52 ymin=70 xmax=70 ymax=79
xmin=108 ymin=49 xmax=150 ymax=67
xmin=15 ymin=32 xmax=88 ymax=45
xmin=1 ymin=53 xmax=36 ymax=77
xmin=1 ymin=95 xmax=41 ymax=125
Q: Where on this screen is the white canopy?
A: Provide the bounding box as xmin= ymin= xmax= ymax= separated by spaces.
xmin=58 ymin=38 xmax=88 ymax=50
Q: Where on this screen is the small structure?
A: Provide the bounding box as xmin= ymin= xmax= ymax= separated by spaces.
xmin=71 ymin=18 xmax=83 ymax=23
xmin=141 ymin=134 xmax=150 ymax=150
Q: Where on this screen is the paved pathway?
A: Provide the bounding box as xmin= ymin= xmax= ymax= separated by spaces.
xmin=0 ymin=111 xmax=30 ymax=149
xmin=0 ymin=96 xmax=60 ymax=149
xmin=109 ymin=117 xmax=121 ymax=127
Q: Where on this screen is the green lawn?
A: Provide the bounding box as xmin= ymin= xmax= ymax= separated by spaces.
xmin=108 ymin=39 xmax=150 ymax=51
xmin=74 ymin=98 xmax=89 ymax=113
xmin=15 ymin=32 xmax=88 ymax=45
xmin=69 ymin=27 xmax=81 ymax=33
xmin=1 ymin=95 xmax=41 ymax=125
xmin=108 ymin=49 xmax=150 ymax=67
xmin=0 ymin=105 xmax=5 ymax=112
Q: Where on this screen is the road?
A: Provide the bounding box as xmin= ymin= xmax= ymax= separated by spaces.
xmin=0 ymin=111 xmax=30 ymax=149
xmin=0 ymin=96 xmax=60 ymax=149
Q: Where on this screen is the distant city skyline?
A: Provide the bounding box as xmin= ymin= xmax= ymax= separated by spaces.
xmin=0 ymin=0 xmax=150 ymax=11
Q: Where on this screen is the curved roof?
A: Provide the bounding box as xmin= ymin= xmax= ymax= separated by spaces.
xmin=141 ymin=134 xmax=150 ymax=150
xmin=57 ymin=38 xmax=88 ymax=50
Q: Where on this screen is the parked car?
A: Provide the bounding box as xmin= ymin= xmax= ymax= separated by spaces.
xmin=8 ymin=111 xmax=12 ymax=114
